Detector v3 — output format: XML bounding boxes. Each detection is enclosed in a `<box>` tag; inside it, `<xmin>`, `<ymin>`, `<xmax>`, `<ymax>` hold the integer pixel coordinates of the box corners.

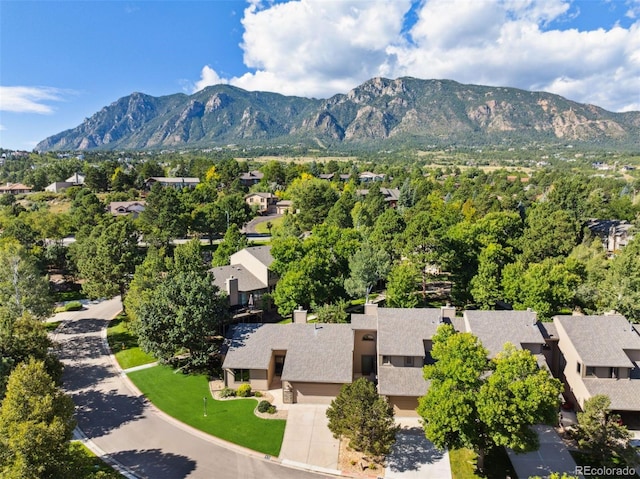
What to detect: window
<box><xmin>610</xmin><ymin>367</ymin><xmax>619</xmax><ymax>379</ymax></box>
<box><xmin>382</xmin><ymin>356</ymin><xmax>391</xmax><ymax>365</ymax></box>
<box><xmin>585</xmin><ymin>366</ymin><xmax>595</xmax><ymax>377</ymax></box>
<box><xmin>362</xmin><ymin>333</ymin><xmax>375</xmax><ymax>341</ymax></box>
<box><xmin>576</xmin><ymin>362</ymin><xmax>582</xmax><ymax>374</ymax></box>
<box><xmin>404</xmin><ymin>356</ymin><xmax>414</xmax><ymax>366</ymax></box>
<box><xmin>234</xmin><ymin>369</ymin><xmax>250</xmax><ymax>382</ymax></box>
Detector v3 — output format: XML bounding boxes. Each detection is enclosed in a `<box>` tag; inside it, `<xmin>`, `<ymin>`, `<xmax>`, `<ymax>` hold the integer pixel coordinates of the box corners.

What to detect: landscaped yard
<box><xmin>127</xmin><ymin>365</ymin><xmax>286</xmax><ymax>457</ymax></box>
<box><xmin>254</xmin><ymin>215</ymin><xmax>284</xmax><ymax>234</ymax></box>
<box><xmin>450</xmin><ymin>447</ymin><xmax>517</xmax><ymax>479</ymax></box>
<box><xmin>106</xmin><ymin>315</ymin><xmax>156</xmax><ymax>370</ymax></box>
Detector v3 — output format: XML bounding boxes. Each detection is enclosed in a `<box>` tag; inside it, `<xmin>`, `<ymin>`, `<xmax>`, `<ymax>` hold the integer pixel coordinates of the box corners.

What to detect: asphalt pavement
<box><xmin>53</xmin><ymin>297</ymin><xmax>331</xmax><ymax>479</ymax></box>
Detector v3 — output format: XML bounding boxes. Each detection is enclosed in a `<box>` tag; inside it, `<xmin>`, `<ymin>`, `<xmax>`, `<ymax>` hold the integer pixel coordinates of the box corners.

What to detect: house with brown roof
<box><xmin>0</xmin><ymin>183</ymin><xmax>32</xmax><ymax>194</ymax></box>
<box><xmin>554</xmin><ymin>314</ymin><xmax>640</xmax><ymax>426</ymax></box>
<box><xmin>239</xmin><ymin>170</ymin><xmax>264</xmax><ymax>186</ymax></box>
<box><xmin>245</xmin><ymin>192</ymin><xmax>278</xmax><ymax>214</ymax></box>
<box><xmin>108</xmin><ymin>201</ymin><xmax>146</xmax><ymax>218</ymax></box>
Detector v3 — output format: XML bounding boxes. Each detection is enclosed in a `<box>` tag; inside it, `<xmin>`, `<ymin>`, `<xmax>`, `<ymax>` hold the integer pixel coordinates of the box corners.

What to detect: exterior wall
<box><xmin>387</xmin><ymin>396</ymin><xmax>420</xmax><ymax>417</ymax></box>
<box><xmin>224</xmin><ymin>368</ymin><xmax>269</xmax><ymax>391</ymax></box>
<box><xmin>555</xmin><ymin>320</ymin><xmax>592</xmax><ymax>409</ymax></box>
<box><xmin>292</xmin><ymin>382</ymin><xmax>343</xmax><ymax>404</ymax></box>
<box><xmin>230</xmin><ymin>249</ymin><xmax>269</xmax><ymax>286</ymax></box>
<box><xmin>353</xmin><ymin>330</ymin><xmax>377</xmax><ymax>375</ymax></box>
<box><xmin>626</xmin><ymin>350</ymin><xmax>640</xmax><ymax>362</ymax></box>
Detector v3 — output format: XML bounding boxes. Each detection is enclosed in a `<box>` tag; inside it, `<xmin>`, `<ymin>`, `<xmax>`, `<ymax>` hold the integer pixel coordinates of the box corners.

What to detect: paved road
<box><xmin>54</xmin><ymin>298</ymin><xmax>330</xmax><ymax>479</ymax></box>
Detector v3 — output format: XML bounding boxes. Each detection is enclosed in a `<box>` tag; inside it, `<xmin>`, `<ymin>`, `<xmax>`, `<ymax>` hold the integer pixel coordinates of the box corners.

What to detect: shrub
<box><xmin>237</xmin><ymin>383</ymin><xmax>252</xmax><ymax>397</ymax></box>
<box><xmin>253</xmin><ymin>391</ymin><xmax>263</xmax><ymax>397</ymax></box>
<box><xmin>219</xmin><ymin>387</ymin><xmax>236</xmax><ymax>398</ymax></box>
<box><xmin>257</xmin><ymin>400</ymin><xmax>272</xmax><ymax>413</ymax></box>
<box><xmin>267</xmin><ymin>405</ymin><xmax>276</xmax><ymax>414</ymax></box>
<box><xmin>64</xmin><ymin>301</ymin><xmax>83</xmax><ymax>311</ymax></box>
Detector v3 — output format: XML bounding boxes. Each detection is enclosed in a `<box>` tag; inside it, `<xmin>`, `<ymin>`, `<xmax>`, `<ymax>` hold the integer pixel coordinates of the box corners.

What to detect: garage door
<box><xmin>388</xmin><ymin>396</ymin><xmax>419</xmax><ymax>417</ymax></box>
<box><xmin>293</xmin><ymin>382</ymin><xmax>343</xmax><ymax>404</ymax></box>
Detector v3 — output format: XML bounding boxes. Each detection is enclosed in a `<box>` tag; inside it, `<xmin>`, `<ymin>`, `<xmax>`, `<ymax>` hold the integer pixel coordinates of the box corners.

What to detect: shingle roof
<box><xmin>148</xmin><ymin>176</ymin><xmax>200</xmax><ymax>183</ymax></box>
<box><xmin>209</xmin><ymin>265</ymin><xmax>266</xmax><ymax>292</ymax></box>
<box><xmin>377</xmin><ymin>308</ymin><xmax>444</xmax><ymax>356</ymax></box>
<box><xmin>464</xmin><ymin>310</ymin><xmax>543</xmax><ymax>357</ymax></box>
<box><xmin>583</xmin><ymin>378</ymin><xmax>640</xmax><ymax>411</ymax></box>
<box><xmin>242</xmin><ymin>245</ymin><xmax>274</xmax><ymax>267</ymax></box>
<box><xmin>350</xmin><ymin>314</ymin><xmax>377</xmax><ymax>330</ymax></box>
<box><xmin>554</xmin><ymin>315</ymin><xmax>640</xmax><ymax>367</ymax></box>
<box><xmin>222</xmin><ymin>323</ymin><xmax>353</xmax><ymax>384</ymax></box>
<box><xmin>378</xmin><ymin>366</ymin><xmax>429</xmax><ymax>397</ymax></box>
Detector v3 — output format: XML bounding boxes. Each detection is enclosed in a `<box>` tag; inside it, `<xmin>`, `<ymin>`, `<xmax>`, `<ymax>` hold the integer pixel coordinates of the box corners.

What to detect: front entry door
<box><xmin>361</xmin><ymin>355</ymin><xmax>376</xmax><ymax>376</ymax></box>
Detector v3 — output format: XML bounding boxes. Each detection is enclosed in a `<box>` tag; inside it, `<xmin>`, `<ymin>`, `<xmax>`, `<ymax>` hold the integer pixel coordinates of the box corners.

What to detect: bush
<box><xmin>267</xmin><ymin>405</ymin><xmax>276</xmax><ymax>414</ymax></box>
<box><xmin>254</xmin><ymin>391</ymin><xmax>263</xmax><ymax>397</ymax></box>
<box><xmin>237</xmin><ymin>383</ymin><xmax>252</xmax><ymax>397</ymax></box>
<box><xmin>64</xmin><ymin>301</ymin><xmax>83</xmax><ymax>311</ymax></box>
<box><xmin>257</xmin><ymin>400</ymin><xmax>271</xmax><ymax>413</ymax></box>
<box><xmin>219</xmin><ymin>387</ymin><xmax>236</xmax><ymax>398</ymax></box>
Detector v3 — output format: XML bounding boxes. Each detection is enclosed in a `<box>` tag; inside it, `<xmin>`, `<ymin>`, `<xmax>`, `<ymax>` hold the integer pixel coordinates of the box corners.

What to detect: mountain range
<box><xmin>36</xmin><ymin>77</ymin><xmax>640</xmax><ymax>151</ymax></box>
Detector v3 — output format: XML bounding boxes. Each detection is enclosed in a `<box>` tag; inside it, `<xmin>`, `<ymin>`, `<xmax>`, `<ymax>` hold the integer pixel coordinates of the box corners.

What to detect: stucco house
<box><xmin>108</xmin><ymin>201</ymin><xmax>146</xmax><ymax>218</ymax></box>
<box><xmin>144</xmin><ymin>177</ymin><xmax>200</xmax><ymax>190</ymax></box>
<box><xmin>0</xmin><ymin>183</ymin><xmax>32</xmax><ymax>194</ymax></box>
<box><xmin>275</xmin><ymin>200</ymin><xmax>293</xmax><ymax>215</ymax></box>
<box><xmin>554</xmin><ymin>314</ymin><xmax>640</xmax><ymax>426</ymax></box>
<box><xmin>245</xmin><ymin>192</ymin><xmax>278</xmax><ymax>214</ymax></box>
<box><xmin>585</xmin><ymin>219</ymin><xmax>634</xmax><ymax>254</ymax></box>
<box><xmin>209</xmin><ymin>245</ymin><xmax>277</xmax><ymax>310</ymax></box>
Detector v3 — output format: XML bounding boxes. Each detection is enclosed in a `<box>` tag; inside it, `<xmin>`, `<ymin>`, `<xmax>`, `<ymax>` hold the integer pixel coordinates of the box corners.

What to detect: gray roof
<box><xmin>350</xmin><ymin>314</ymin><xmax>377</xmax><ymax>330</ymax></box>
<box><xmin>148</xmin><ymin>176</ymin><xmax>200</xmax><ymax>183</ymax></box>
<box><xmin>378</xmin><ymin>308</ymin><xmax>444</xmax><ymax>356</ymax></box>
<box><xmin>554</xmin><ymin>315</ymin><xmax>640</xmax><ymax>367</ymax></box>
<box><xmin>583</xmin><ymin>378</ymin><xmax>640</xmax><ymax>411</ymax></box>
<box><xmin>210</xmin><ymin>265</ymin><xmax>266</xmax><ymax>292</ymax></box>
<box><xmin>464</xmin><ymin>310</ymin><xmax>543</xmax><ymax>357</ymax></box>
<box><xmin>222</xmin><ymin>323</ymin><xmax>353</xmax><ymax>384</ymax></box>
<box><xmin>378</xmin><ymin>366</ymin><xmax>429</xmax><ymax>397</ymax></box>
<box><xmin>242</xmin><ymin>245</ymin><xmax>274</xmax><ymax>268</ymax></box>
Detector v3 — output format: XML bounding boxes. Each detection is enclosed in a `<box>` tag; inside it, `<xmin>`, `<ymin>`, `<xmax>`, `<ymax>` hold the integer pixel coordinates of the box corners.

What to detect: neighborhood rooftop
<box><xmin>464</xmin><ymin>310</ymin><xmax>543</xmax><ymax>357</ymax></box>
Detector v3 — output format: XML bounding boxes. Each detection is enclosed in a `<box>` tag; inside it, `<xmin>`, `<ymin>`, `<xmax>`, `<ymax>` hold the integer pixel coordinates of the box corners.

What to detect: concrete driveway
<box><xmin>386</xmin><ymin>418</ymin><xmax>451</xmax><ymax>479</ymax></box>
<box><xmin>507</xmin><ymin>425</ymin><xmax>578</xmax><ymax>478</ymax></box>
<box><xmin>279</xmin><ymin>405</ymin><xmax>340</xmax><ymax>475</ymax></box>
<box><xmin>53</xmin><ymin>298</ymin><xmax>332</xmax><ymax>479</ymax></box>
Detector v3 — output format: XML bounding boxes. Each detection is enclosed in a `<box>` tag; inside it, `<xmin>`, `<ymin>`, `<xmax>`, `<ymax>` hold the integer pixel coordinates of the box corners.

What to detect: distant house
<box><xmin>239</xmin><ymin>170</ymin><xmax>264</xmax><ymax>186</ymax></box>
<box><xmin>144</xmin><ymin>177</ymin><xmax>200</xmax><ymax>190</ymax></box>
<box><xmin>0</xmin><ymin>183</ymin><xmax>32</xmax><ymax>194</ymax></box>
<box><xmin>359</xmin><ymin>171</ymin><xmax>386</xmax><ymax>183</ymax></box>
<box><xmin>585</xmin><ymin>219</ymin><xmax>634</xmax><ymax>254</ymax></box>
<box><xmin>245</xmin><ymin>192</ymin><xmax>278</xmax><ymax>214</ymax></box>
<box><xmin>356</xmin><ymin>187</ymin><xmax>401</xmax><ymax>208</ymax></box>
<box><xmin>554</xmin><ymin>314</ymin><xmax>640</xmax><ymax>426</ymax></box>
<box><xmin>318</xmin><ymin>173</ymin><xmax>335</xmax><ymax>181</ymax></box>
<box><xmin>66</xmin><ymin>172</ymin><xmax>85</xmax><ymax>185</ymax></box>
<box><xmin>275</xmin><ymin>200</ymin><xmax>293</xmax><ymax>215</ymax></box>
<box><xmin>209</xmin><ymin>245</ymin><xmax>277</xmax><ymax>310</ymax></box>
<box><xmin>45</xmin><ymin>172</ymin><xmax>85</xmax><ymax>193</ymax></box>
<box><xmin>108</xmin><ymin>201</ymin><xmax>146</xmax><ymax>218</ymax></box>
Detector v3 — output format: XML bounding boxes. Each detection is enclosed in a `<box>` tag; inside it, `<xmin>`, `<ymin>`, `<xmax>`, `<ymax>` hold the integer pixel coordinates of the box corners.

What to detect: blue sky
<box><xmin>1</xmin><ymin>0</ymin><xmax>639</xmax><ymax>150</ymax></box>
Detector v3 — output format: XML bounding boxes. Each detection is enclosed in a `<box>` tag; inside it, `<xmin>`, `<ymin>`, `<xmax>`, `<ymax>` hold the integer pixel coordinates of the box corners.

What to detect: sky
<box><xmin>1</xmin><ymin>0</ymin><xmax>639</xmax><ymax>151</ymax></box>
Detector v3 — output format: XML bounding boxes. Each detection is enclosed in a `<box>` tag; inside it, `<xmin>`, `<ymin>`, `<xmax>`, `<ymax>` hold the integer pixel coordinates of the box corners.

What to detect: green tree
<box><xmin>470</xmin><ymin>243</ymin><xmax>511</xmax><ymax>309</ymax></box>
<box><xmin>418</xmin><ymin>325</ymin><xmax>562</xmax><ymax>472</ymax></box>
<box><xmin>124</xmin><ymin>246</ymin><xmax>167</xmax><ymax>323</ymax></box>
<box><xmin>134</xmin><ymin>271</ymin><xmax>227</xmax><ymax>369</ymax></box>
<box><xmin>385</xmin><ymin>262</ymin><xmax>419</xmax><ymax>308</ymax></box>
<box><xmin>344</xmin><ymin>243</ymin><xmax>390</xmax><ymax>302</ymax></box>
<box><xmin>575</xmin><ymin>395</ymin><xmax>635</xmax><ymax>466</ymax></box>
<box><xmin>327</xmin><ymin>378</ymin><xmax>399</xmax><ymax>458</ymax></box>
<box><xmin>599</xmin><ymin>238</ymin><xmax>640</xmax><ymax>321</ymax></box>
<box><xmin>0</xmin><ymin>241</ymin><xmax>52</xmax><ymax>321</ymax></box>
<box><xmin>288</xmin><ymin>175</ymin><xmax>338</xmax><ymax>230</ymax></box>
<box><xmin>313</xmin><ymin>299</ymin><xmax>349</xmax><ymax>324</ymax></box>
<box><xmin>211</xmin><ymin>224</ymin><xmax>248</xmax><ymax>267</ymax></box>
<box><xmin>74</xmin><ymin>217</ymin><xmax>140</xmax><ymax>300</ymax></box>
<box><xmin>172</xmin><ymin>238</ymin><xmax>206</xmax><ymax>274</ymax></box>
<box><xmin>368</xmin><ymin>208</ymin><xmax>405</xmax><ymax>261</ymax></box>
<box><xmin>138</xmin><ymin>184</ymin><xmax>188</xmax><ymax>246</ymax></box>
<box><xmin>0</xmin><ymin>359</ymin><xmax>76</xmax><ymax>478</ymax></box>
<box><xmin>520</xmin><ymin>204</ymin><xmax>579</xmax><ymax>265</ymax></box>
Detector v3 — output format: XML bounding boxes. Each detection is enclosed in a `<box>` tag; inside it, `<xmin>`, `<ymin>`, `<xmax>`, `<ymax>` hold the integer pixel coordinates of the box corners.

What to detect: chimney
<box><xmin>293</xmin><ymin>306</ymin><xmax>308</xmax><ymax>324</ymax></box>
<box><xmin>225</xmin><ymin>276</ymin><xmax>239</xmax><ymax>307</ymax></box>
<box><xmin>364</xmin><ymin>302</ymin><xmax>378</xmax><ymax>316</ymax></box>
<box><xmin>440</xmin><ymin>303</ymin><xmax>455</xmax><ymax>322</ymax></box>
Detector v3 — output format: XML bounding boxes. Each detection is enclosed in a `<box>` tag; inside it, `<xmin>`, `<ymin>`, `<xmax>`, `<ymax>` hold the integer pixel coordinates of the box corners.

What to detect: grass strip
<box><xmin>106</xmin><ymin>315</ymin><xmax>155</xmax><ymax>370</ymax></box>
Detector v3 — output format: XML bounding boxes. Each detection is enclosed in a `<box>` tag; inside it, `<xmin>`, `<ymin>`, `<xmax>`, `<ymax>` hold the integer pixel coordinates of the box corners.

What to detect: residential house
<box><xmin>0</xmin><ymin>183</ymin><xmax>32</xmax><ymax>194</ymax></box>
<box><xmin>245</xmin><ymin>192</ymin><xmax>278</xmax><ymax>214</ymax></box>
<box><xmin>108</xmin><ymin>201</ymin><xmax>146</xmax><ymax>218</ymax></box>
<box><xmin>356</xmin><ymin>188</ymin><xmax>401</xmax><ymax>208</ymax></box>
<box><xmin>239</xmin><ymin>170</ymin><xmax>264</xmax><ymax>186</ymax></box>
<box><xmin>275</xmin><ymin>200</ymin><xmax>293</xmax><ymax>215</ymax></box>
<box><xmin>209</xmin><ymin>245</ymin><xmax>277</xmax><ymax>310</ymax></box>
<box><xmin>554</xmin><ymin>314</ymin><xmax>640</xmax><ymax>426</ymax></box>
<box><xmin>45</xmin><ymin>172</ymin><xmax>86</xmax><ymax>193</ymax></box>
<box><xmin>585</xmin><ymin>219</ymin><xmax>634</xmax><ymax>254</ymax></box>
<box><xmin>359</xmin><ymin>171</ymin><xmax>386</xmax><ymax>183</ymax></box>
<box><xmin>318</xmin><ymin>173</ymin><xmax>335</xmax><ymax>181</ymax></box>
<box><xmin>144</xmin><ymin>177</ymin><xmax>200</xmax><ymax>190</ymax></box>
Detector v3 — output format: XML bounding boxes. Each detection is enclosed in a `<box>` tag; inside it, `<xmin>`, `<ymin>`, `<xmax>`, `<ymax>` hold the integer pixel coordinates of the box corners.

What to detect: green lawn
<box><xmin>127</xmin><ymin>365</ymin><xmax>285</xmax><ymax>457</ymax></box>
<box><xmin>70</xmin><ymin>441</ymin><xmax>123</xmax><ymax>478</ymax></box>
<box><xmin>45</xmin><ymin>320</ymin><xmax>62</xmax><ymax>332</ymax></box>
<box><xmin>254</xmin><ymin>216</ymin><xmax>284</xmax><ymax>234</ymax></box>
<box><xmin>106</xmin><ymin>315</ymin><xmax>156</xmax><ymax>370</ymax></box>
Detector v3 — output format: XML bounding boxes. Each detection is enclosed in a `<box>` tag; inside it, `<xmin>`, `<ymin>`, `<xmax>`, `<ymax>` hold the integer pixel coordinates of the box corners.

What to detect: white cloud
<box><xmin>195</xmin><ymin>0</ymin><xmax>640</xmax><ymax>112</ymax></box>
<box><xmin>0</xmin><ymin>86</ymin><xmax>66</xmax><ymax>114</ymax></box>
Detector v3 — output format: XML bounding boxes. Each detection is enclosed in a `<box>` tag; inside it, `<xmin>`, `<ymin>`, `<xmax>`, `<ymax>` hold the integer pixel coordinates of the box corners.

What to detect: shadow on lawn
<box><xmin>110</xmin><ymin>448</ymin><xmax>196</xmax><ymax>478</ymax></box>
<box><xmin>73</xmin><ymin>388</ymin><xmax>146</xmax><ymax>438</ymax></box>
<box><xmin>386</xmin><ymin>426</ymin><xmax>444</xmax><ymax>472</ymax></box>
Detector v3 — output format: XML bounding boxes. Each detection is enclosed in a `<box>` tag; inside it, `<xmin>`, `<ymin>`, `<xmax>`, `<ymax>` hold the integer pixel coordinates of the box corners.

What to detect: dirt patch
<box><xmin>337</xmin><ymin>438</ymin><xmax>385</xmax><ymax>477</ymax></box>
